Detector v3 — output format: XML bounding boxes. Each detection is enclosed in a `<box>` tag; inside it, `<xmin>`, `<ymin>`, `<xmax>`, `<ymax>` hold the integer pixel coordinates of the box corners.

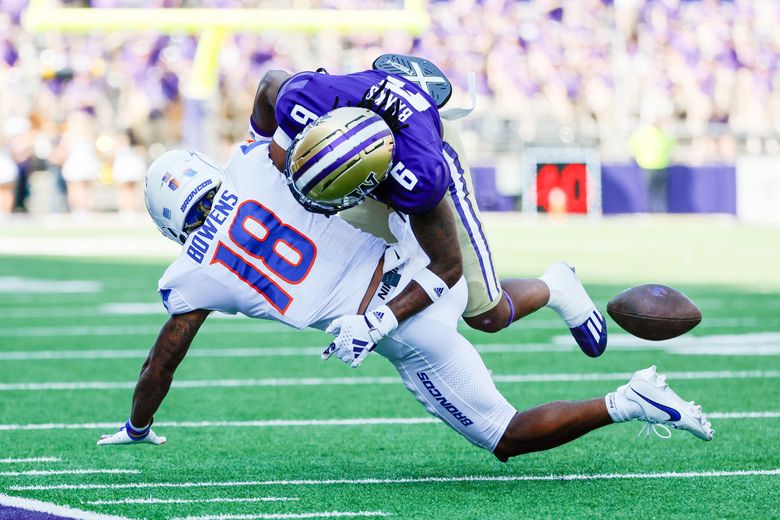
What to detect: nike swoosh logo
<box><xmin>631</xmin><ymin>388</ymin><xmax>682</xmax><ymax>421</ymax></box>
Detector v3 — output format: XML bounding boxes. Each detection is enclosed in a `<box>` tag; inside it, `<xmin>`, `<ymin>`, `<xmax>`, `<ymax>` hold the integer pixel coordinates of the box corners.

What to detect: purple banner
<box><xmin>470</xmin><ymin>162</ymin><xmax>736</xmax><ymax>214</ymax></box>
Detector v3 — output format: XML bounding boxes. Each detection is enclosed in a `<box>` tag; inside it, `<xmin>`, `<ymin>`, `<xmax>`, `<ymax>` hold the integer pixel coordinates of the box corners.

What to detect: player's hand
<box><xmin>323</xmin><ymin>305</ymin><xmax>398</xmax><ymax>368</ymax></box>
<box><xmin>97</xmin><ymin>421</ymin><xmax>166</xmax><ymax>446</ymax></box>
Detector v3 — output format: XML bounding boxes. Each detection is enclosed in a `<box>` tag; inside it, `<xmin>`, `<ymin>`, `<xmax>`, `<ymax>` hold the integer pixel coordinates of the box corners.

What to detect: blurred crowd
<box><xmin>1</xmin><ymin>0</ymin><xmax>779</xmax><ymax>215</ymax></box>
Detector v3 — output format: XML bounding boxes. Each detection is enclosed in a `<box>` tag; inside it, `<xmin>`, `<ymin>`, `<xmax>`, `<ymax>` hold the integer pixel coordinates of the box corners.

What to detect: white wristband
<box><xmin>365</xmin><ymin>305</ymin><xmax>398</xmax><ymax>342</ymax></box>
<box><xmin>412</xmin><ymin>268</ymin><xmax>449</xmax><ymax>303</ymax></box>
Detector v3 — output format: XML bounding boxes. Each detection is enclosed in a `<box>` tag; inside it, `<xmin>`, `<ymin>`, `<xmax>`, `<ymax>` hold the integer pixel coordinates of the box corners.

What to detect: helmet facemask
<box><xmin>182</xmin><ymin>186</ymin><xmax>219</xmax><ymax>235</ymax></box>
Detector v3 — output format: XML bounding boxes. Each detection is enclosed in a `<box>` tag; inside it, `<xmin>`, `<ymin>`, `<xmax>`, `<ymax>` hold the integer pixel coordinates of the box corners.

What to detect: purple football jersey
<box><xmin>271</xmin><ymin>70</ymin><xmax>449</xmax><ymax>214</ymax></box>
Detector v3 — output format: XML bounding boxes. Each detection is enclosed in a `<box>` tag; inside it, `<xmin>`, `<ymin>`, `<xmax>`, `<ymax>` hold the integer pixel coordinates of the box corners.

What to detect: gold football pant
<box><xmin>340</xmin><ymin>120</ymin><xmax>502</xmax><ymax>317</ymax></box>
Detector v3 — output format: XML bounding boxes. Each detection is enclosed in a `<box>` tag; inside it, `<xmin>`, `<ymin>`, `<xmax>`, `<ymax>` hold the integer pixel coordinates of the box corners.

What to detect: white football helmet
<box><xmin>144</xmin><ymin>149</ymin><xmax>224</xmax><ymax>244</ymax></box>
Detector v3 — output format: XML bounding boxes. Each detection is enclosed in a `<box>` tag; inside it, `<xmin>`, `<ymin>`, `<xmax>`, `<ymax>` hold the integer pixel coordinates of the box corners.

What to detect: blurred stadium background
<box><xmin>1</xmin><ymin>0</ymin><xmax>780</xmax><ymax>221</ymax></box>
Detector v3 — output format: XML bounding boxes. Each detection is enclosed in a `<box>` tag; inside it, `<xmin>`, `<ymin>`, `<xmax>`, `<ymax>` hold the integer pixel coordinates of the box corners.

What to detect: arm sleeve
<box><xmin>248</xmin><ymin>117</ymin><xmax>272</xmax><ymax>141</ymax></box>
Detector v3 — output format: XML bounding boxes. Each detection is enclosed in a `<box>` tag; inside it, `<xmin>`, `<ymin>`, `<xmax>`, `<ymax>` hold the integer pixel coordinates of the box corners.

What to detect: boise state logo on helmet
<box><xmin>144</xmin><ymin>150</ymin><xmax>224</xmax><ymax>244</ymax></box>
<box><xmin>285</xmin><ymin>107</ymin><xmax>395</xmax><ymax>215</ymax></box>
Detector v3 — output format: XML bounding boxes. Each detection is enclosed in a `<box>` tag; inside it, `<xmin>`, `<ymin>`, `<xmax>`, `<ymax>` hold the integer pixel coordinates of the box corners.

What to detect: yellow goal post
<box><xmin>22</xmin><ymin>0</ymin><xmax>431</xmax><ymax>99</ymax></box>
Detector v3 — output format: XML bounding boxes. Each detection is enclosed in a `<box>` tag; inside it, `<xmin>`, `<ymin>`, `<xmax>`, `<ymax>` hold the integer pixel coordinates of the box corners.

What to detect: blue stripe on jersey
<box><xmin>443</xmin><ymin>143</ymin><xmax>500</xmax><ymax>301</ymax></box>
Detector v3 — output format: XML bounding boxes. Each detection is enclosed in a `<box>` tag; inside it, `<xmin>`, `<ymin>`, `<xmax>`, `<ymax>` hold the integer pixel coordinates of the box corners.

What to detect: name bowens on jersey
<box><xmin>158</xmin><ymin>140</ymin><xmax>386</xmax><ymax>330</ymax></box>
<box><xmin>270</xmin><ymin>70</ymin><xmax>451</xmax><ymax>214</ymax></box>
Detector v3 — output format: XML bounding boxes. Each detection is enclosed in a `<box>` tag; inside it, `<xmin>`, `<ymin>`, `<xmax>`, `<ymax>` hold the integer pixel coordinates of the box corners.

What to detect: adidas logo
<box><xmin>374</xmin><ymin>311</ymin><xmax>384</xmax><ymax>320</ymax></box>
<box><xmin>434</xmin><ymin>286</ymin><xmax>444</xmax><ymax>297</ymax></box>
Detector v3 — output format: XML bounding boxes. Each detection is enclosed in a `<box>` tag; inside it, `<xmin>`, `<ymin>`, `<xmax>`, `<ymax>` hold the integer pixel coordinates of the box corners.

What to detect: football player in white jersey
<box><xmin>97</xmin><ymin>109</ymin><xmax>713</xmax><ymax>456</ymax></box>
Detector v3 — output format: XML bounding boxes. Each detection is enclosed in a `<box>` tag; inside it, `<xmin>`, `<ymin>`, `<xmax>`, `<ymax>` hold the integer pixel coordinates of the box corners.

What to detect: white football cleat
<box><xmin>619</xmin><ymin>365</ymin><xmax>713</xmax><ymax>441</ymax></box>
<box><xmin>97</xmin><ymin>423</ymin><xmax>166</xmax><ymax>446</ymax></box>
<box><xmin>540</xmin><ymin>262</ymin><xmax>607</xmax><ymax>357</ymax></box>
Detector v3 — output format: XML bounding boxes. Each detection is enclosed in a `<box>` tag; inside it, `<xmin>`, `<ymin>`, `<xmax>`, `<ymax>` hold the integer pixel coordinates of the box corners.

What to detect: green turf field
<box><xmin>1</xmin><ymin>216</ymin><xmax>779</xmax><ymax>519</ymax></box>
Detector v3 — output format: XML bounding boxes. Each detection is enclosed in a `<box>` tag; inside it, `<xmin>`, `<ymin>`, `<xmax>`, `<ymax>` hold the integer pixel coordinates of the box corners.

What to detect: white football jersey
<box><xmin>158</xmin><ymin>140</ymin><xmax>387</xmax><ymax>330</ymax></box>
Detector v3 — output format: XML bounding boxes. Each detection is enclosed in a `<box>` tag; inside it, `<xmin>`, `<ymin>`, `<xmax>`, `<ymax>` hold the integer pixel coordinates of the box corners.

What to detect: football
<box><xmin>607</xmin><ymin>284</ymin><xmax>702</xmax><ymax>341</ymax></box>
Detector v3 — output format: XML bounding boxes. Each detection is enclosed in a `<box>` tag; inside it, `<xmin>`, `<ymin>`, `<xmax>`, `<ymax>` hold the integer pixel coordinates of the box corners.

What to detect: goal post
<box><xmin>22</xmin><ymin>0</ymin><xmax>430</xmax><ymax>35</ymax></box>
<box><xmin>21</xmin><ymin>0</ymin><xmax>430</xmax><ymax>154</ymax></box>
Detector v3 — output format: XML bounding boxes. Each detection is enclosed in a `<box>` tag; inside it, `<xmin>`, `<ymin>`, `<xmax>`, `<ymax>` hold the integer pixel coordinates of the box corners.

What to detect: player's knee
<box><xmin>464</xmin><ymin>315</ymin><xmax>505</xmax><ymax>333</ymax></box>
<box><xmin>492</xmin><ymin>412</ymin><xmax>540</xmax><ymax>460</ymax></box>
<box><xmin>463</xmin><ymin>307</ymin><xmax>509</xmax><ymax>333</ymax></box>
<box><xmin>464</xmin><ymin>301</ymin><xmax>511</xmax><ymax>333</ymax></box>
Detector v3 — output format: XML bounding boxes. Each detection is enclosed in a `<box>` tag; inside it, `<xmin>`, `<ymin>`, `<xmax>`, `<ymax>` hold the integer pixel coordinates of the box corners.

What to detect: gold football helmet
<box><xmin>285</xmin><ymin>106</ymin><xmax>395</xmax><ymax>215</ymax></box>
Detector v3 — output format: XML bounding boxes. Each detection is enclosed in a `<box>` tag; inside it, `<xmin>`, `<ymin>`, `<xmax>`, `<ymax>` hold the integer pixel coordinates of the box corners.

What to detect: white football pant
<box><xmin>372</xmin><ymin>277</ymin><xmax>517</xmax><ymax>451</ymax></box>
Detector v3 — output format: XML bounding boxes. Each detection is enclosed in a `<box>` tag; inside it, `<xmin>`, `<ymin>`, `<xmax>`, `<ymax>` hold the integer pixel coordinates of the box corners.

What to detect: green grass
<box><xmin>0</xmin><ymin>215</ymin><xmax>779</xmax><ymax>519</ymax></box>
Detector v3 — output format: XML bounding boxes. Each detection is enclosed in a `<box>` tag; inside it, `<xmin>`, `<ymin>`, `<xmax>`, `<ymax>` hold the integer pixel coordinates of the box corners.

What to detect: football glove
<box><xmin>97</xmin><ymin>420</ymin><xmax>166</xmax><ymax>446</ymax></box>
<box><xmin>323</xmin><ymin>305</ymin><xmax>398</xmax><ymax>368</ymax></box>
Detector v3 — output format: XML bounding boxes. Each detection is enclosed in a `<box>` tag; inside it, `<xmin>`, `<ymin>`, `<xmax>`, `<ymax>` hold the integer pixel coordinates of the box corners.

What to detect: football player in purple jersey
<box><xmin>250</xmin><ymin>59</ymin><xmax>608</xmax><ymax>362</ymax></box>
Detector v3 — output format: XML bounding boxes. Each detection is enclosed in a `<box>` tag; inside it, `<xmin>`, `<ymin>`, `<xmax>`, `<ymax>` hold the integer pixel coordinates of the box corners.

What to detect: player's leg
<box><xmin>376</xmin><ymin>279</ymin><xmax>517</xmax><ymax>452</ymax></box>
<box><xmin>441</xmin><ymin>121</ymin><xmax>607</xmax><ymax>356</ymax></box>
<box><xmin>495</xmin><ymin>366</ymin><xmax>714</xmax><ymax>460</ymax></box>
<box><xmin>440</xmin><ymin>120</ymin><xmax>547</xmax><ymax>330</ymax></box>
<box><xmin>377</xmin><ymin>279</ymin><xmax>711</xmax><ymax>461</ymax></box>
<box><xmin>377</xmin><ymin>300</ymin><xmax>612</xmax><ymax>458</ymax></box>
<box><xmin>492</xmin><ymin>399</ymin><xmax>612</xmax><ymax>461</ymax></box>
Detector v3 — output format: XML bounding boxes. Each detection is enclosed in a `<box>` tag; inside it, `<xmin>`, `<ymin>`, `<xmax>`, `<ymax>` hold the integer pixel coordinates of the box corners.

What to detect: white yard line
<box><xmin>172</xmin><ymin>513</ymin><xmax>390</xmax><ymax>520</ymax></box>
<box><xmin>0</xmin><ymin>377</ymin><xmax>400</xmax><ymax>391</ymax></box>
<box><xmin>0</xmin><ymin>493</ymin><xmax>128</xmax><ymax>520</ymax></box>
<box><xmin>0</xmin><ymin>343</ymin><xmax>568</xmax><ymax>361</ymax></box>
<box><xmin>0</xmin><ymin>347</ymin><xmax>325</xmax><ymax>361</ymax></box>
<box><xmin>2</xmin><ymin>369</ymin><xmax>779</xmax><ymax>392</ymax></box>
<box><xmin>0</xmin><ymin>418</ymin><xmax>438</xmax><ymax>431</ymax></box>
<box><xmin>10</xmin><ymin>469</ymin><xmax>780</xmax><ymax>492</ymax></box>
<box><xmin>0</xmin><ymin>277</ymin><xmax>102</xmax><ymax>294</ymax></box>
<box><xmin>0</xmin><ymin>322</ymin><xmax>290</xmax><ymax>337</ymax></box>
<box><xmin>0</xmin><ymin>469</ymin><xmax>139</xmax><ymax>477</ymax></box>
<box><xmin>0</xmin><ymin>412</ymin><xmax>775</xmax><ymax>432</ymax></box>
<box><xmin>583</xmin><ymin>332</ymin><xmax>780</xmax><ymax>356</ymax></box>
<box><xmin>0</xmin><ymin>305</ymin><xmax>248</xmax><ymax>319</ymax></box>
<box><xmin>86</xmin><ymin>497</ymin><xmax>298</xmax><ymax>505</ymax></box>
<box><xmin>0</xmin><ymin>457</ymin><xmax>60</xmax><ymax>464</ymax></box>
<box><xmin>494</xmin><ymin>369</ymin><xmax>780</xmax><ymax>383</ymax></box>
<box><xmin>4</xmin><ymin>332</ymin><xmax>780</xmax><ymax>360</ymax></box>
<box><xmin>708</xmin><ymin>411</ymin><xmax>780</xmax><ymax>419</ymax></box>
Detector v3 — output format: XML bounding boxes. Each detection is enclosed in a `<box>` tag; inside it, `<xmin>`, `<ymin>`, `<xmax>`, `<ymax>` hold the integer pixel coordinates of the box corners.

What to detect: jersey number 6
<box><xmin>211</xmin><ymin>200</ymin><xmax>317</xmax><ymax>314</ymax></box>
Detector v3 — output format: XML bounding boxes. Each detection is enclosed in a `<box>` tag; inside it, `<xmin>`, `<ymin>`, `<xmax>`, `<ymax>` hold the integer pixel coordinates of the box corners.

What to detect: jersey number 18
<box><xmin>211</xmin><ymin>200</ymin><xmax>317</xmax><ymax>314</ymax></box>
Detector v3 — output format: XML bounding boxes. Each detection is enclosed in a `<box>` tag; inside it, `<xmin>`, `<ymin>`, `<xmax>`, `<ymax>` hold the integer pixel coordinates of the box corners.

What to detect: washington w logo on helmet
<box><xmin>346</xmin><ymin>171</ymin><xmax>381</xmax><ymax>199</ymax></box>
<box><xmin>284</xmin><ymin>106</ymin><xmax>395</xmax><ymax>215</ymax></box>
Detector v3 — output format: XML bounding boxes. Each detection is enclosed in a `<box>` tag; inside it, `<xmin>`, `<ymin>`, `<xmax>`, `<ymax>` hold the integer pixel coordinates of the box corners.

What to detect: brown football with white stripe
<box><xmin>607</xmin><ymin>284</ymin><xmax>701</xmax><ymax>341</ymax></box>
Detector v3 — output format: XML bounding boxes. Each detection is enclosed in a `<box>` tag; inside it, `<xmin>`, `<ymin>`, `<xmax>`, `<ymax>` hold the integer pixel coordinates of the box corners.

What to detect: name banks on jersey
<box><xmin>158</xmin><ymin>141</ymin><xmax>386</xmax><ymax>330</ymax></box>
<box><xmin>271</xmin><ymin>70</ymin><xmax>450</xmax><ymax>214</ymax></box>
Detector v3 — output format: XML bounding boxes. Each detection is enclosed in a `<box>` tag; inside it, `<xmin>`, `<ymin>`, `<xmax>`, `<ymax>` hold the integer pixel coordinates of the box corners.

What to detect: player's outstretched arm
<box><xmin>323</xmin><ymin>200</ymin><xmax>462</xmax><ymax>368</ymax></box>
<box><xmin>251</xmin><ymin>70</ymin><xmax>291</xmax><ymax>138</ymax></box>
<box><xmin>97</xmin><ymin>309</ymin><xmax>210</xmax><ymax>445</ymax></box>
<box><xmin>390</xmin><ymin>199</ymin><xmax>463</xmax><ymax>322</ymax></box>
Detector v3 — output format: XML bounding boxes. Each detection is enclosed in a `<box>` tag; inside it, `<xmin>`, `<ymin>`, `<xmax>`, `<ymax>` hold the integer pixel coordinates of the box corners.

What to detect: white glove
<box><xmin>323</xmin><ymin>305</ymin><xmax>398</xmax><ymax>368</ymax></box>
<box><xmin>97</xmin><ymin>421</ymin><xmax>166</xmax><ymax>446</ymax></box>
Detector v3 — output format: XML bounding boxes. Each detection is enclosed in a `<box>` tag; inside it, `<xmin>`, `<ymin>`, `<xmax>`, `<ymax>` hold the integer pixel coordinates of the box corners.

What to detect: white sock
<box><xmin>539</xmin><ymin>272</ymin><xmax>564</xmax><ymax>311</ymax></box>
<box><xmin>605</xmin><ymin>391</ymin><xmax>643</xmax><ymax>423</ymax></box>
<box><xmin>128</xmin><ymin>419</ymin><xmax>150</xmax><ymax>432</ymax></box>
<box><xmin>539</xmin><ymin>263</ymin><xmax>592</xmax><ymax>328</ymax></box>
